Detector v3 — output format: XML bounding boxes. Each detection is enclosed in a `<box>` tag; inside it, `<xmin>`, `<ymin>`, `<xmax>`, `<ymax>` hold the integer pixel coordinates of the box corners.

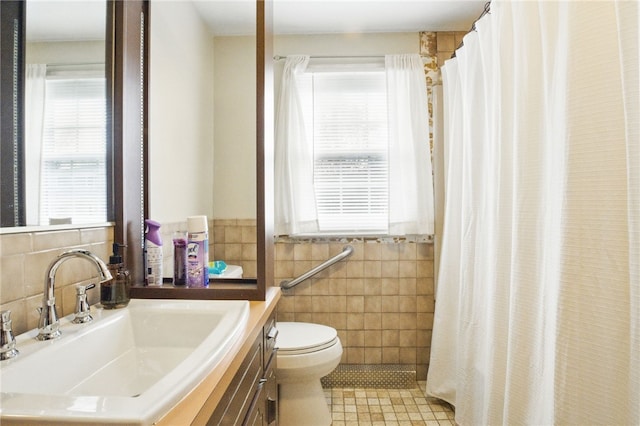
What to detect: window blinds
<box><xmin>299</xmin><ymin>71</ymin><xmax>389</xmax><ymax>233</ymax></box>
<box><xmin>40</xmin><ymin>77</ymin><xmax>107</xmax><ymax>225</ymax></box>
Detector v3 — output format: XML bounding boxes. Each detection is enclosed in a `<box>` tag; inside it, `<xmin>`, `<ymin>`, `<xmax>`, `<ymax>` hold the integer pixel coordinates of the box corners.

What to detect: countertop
<box><xmin>155</xmin><ymin>286</ymin><xmax>281</xmax><ymax>425</ymax></box>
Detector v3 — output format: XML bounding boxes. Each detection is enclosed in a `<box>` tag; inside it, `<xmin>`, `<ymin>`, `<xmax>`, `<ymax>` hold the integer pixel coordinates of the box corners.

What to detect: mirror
<box><xmin>148</xmin><ymin>0</ymin><xmax>256</xmax><ymax>222</ymax></box>
<box><xmin>0</xmin><ymin>0</ymin><xmax>110</xmax><ymax>228</ymax></box>
<box><xmin>129</xmin><ymin>0</ymin><xmax>275</xmax><ymax>298</ymax></box>
<box><xmin>148</xmin><ymin>1</ymin><xmax>257</xmax><ymax>279</ymax></box>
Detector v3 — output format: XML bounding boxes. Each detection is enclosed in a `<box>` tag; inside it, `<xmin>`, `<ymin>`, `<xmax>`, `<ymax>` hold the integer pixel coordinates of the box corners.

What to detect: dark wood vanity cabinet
<box><xmin>208</xmin><ymin>313</ymin><xmax>278</xmax><ymax>426</ymax></box>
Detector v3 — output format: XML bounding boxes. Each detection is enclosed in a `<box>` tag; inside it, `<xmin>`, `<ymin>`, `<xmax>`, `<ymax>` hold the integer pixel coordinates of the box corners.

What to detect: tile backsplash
<box><xmin>0</xmin><ymin>226</ymin><xmax>113</xmax><ymax>335</ymax></box>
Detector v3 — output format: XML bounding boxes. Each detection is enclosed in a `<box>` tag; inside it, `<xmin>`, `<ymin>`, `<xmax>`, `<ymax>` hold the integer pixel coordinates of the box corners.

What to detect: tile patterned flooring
<box><xmin>325</xmin><ymin>381</ymin><xmax>456</xmax><ymax>425</ymax></box>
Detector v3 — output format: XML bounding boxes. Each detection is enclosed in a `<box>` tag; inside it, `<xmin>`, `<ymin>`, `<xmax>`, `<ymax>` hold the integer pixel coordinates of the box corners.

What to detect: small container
<box><xmin>173</xmin><ymin>231</ymin><xmax>188</xmax><ymax>286</ymax></box>
<box><xmin>101</xmin><ymin>243</ymin><xmax>131</xmax><ymax>309</ymax></box>
<box><xmin>145</xmin><ymin>219</ymin><xmax>163</xmax><ymax>286</ymax></box>
<box><xmin>187</xmin><ymin>215</ymin><xmax>209</xmax><ymax>288</ymax></box>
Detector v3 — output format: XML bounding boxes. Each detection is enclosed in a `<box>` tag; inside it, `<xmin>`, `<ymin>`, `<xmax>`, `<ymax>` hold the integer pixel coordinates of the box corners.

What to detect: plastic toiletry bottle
<box><xmin>145</xmin><ymin>219</ymin><xmax>163</xmax><ymax>286</ymax></box>
<box><xmin>173</xmin><ymin>230</ymin><xmax>188</xmax><ymax>286</ymax></box>
<box><xmin>101</xmin><ymin>243</ymin><xmax>131</xmax><ymax>309</ymax></box>
<box><xmin>187</xmin><ymin>215</ymin><xmax>209</xmax><ymax>288</ymax></box>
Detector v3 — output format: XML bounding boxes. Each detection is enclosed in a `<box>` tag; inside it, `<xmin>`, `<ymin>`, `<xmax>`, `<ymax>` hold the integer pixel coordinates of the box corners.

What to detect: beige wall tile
<box><xmin>364</xmin><ymin>278</ymin><xmax>382</xmax><ymax>295</ymax></box>
<box><xmin>363</xmin><ymin>243</ymin><xmax>381</xmax><ymax>260</ymax></box>
<box><xmin>347</xmin><ymin>313</ymin><xmax>364</xmax><ymax>330</ymax></box>
<box><xmin>380</xmin><ymin>261</ymin><xmax>399</xmax><ymax>278</ymax></box>
<box><xmin>339</xmin><ymin>278</ymin><xmax>358</xmax><ymax>295</ymax></box>
<box><xmin>330</xmin><ymin>278</ymin><xmax>349</xmax><ymax>295</ymax></box>
<box><xmin>1</xmin><ymin>255</ymin><xmax>25</xmax><ymax>303</ymax></box>
<box><xmin>1</xmin><ymin>233</ymin><xmax>32</xmax><ymax>256</ymax></box>
<box><xmin>311</xmin><ymin>243</ymin><xmax>329</xmax><ymax>261</ymax></box>
<box><xmin>382</xmin><ymin>347</ymin><xmax>400</xmax><ymax>363</ymax></box>
<box><xmin>364</xmin><ymin>295</ymin><xmax>381</xmax><ymax>313</ymax></box>
<box><xmin>364</xmin><ymin>347</ymin><xmax>382</xmax><ymax>364</ymax></box>
<box><xmin>348</xmin><ymin>330</ymin><xmax>364</xmax><ymax>347</ymax></box>
<box><xmin>364</xmin><ymin>330</ymin><xmax>382</xmax><ymax>347</ymax></box>
<box><xmin>346</xmin><ymin>295</ymin><xmax>364</xmax><ymax>313</ymax></box>
<box><xmin>398</xmin><ymin>278</ymin><xmax>417</xmax><ymax>296</ymax></box>
<box><xmin>346</xmin><ymin>261</ymin><xmax>365</xmax><ymax>278</ymax></box>
<box><xmin>381</xmin><ymin>278</ymin><xmax>399</xmax><ymax>296</ymax></box>
<box><xmin>293</xmin><ymin>244</ymin><xmax>312</xmax><ymax>261</ymax></box>
<box><xmin>311</xmin><ymin>277</ymin><xmax>331</xmax><ymax>296</ymax></box>
<box><xmin>382</xmin><ymin>329</ymin><xmax>399</xmax><ymax>346</ymax></box>
<box><xmin>241</xmin><ymin>243</ymin><xmax>257</xmax><ymax>261</ymax></box>
<box><xmin>33</xmin><ymin>230</ymin><xmax>81</xmax><ymax>252</ymax></box>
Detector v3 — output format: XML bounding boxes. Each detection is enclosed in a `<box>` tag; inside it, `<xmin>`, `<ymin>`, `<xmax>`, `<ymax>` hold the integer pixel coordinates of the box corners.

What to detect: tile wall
<box><xmin>275</xmin><ymin>239</ymin><xmax>435</xmax><ymax>380</ymax></box>
<box><xmin>162</xmin><ymin>220</ymin><xmax>436</xmax><ymax>380</ymax></box>
<box><xmin>158</xmin><ymin>219</ymin><xmax>258</xmax><ymax>279</ymax></box>
<box><xmin>432</xmin><ymin>31</ymin><xmax>468</xmax><ymax>67</ymax></box>
<box><xmin>0</xmin><ymin>226</ymin><xmax>113</xmax><ymax>335</ymax></box>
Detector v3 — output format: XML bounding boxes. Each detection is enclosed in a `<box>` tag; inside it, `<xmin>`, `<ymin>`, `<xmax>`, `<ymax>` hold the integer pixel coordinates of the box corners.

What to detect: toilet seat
<box><xmin>277</xmin><ymin>322</ymin><xmax>339</xmax><ymax>355</ymax></box>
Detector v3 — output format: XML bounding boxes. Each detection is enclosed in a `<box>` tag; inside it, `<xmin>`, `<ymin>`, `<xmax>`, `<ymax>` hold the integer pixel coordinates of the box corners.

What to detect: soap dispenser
<box><xmin>101</xmin><ymin>243</ymin><xmax>131</xmax><ymax>309</ymax></box>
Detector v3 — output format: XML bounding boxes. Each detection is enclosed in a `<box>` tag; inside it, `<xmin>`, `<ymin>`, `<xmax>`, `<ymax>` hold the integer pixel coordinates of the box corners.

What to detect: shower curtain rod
<box><xmin>451</xmin><ymin>0</ymin><xmax>491</xmax><ymax>58</ymax></box>
<box><xmin>273</xmin><ymin>54</ymin><xmax>430</xmax><ymax>61</ymax></box>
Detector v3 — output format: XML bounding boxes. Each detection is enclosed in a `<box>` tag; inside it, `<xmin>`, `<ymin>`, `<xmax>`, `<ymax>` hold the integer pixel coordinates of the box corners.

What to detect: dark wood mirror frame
<box><xmin>1</xmin><ymin>0</ymin><xmax>115</xmax><ymax>228</ymax></box>
<box><xmin>1</xmin><ymin>1</ymin><xmax>26</xmax><ymax>227</ymax></box>
<box><xmin>127</xmin><ymin>0</ymin><xmax>274</xmax><ymax>301</ymax></box>
<box><xmin>109</xmin><ymin>0</ymin><xmax>148</xmax><ymax>286</ymax></box>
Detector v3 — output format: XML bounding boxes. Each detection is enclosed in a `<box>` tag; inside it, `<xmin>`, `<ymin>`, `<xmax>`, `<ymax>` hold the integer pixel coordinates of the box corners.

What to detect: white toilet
<box><xmin>276</xmin><ymin>322</ymin><xmax>343</xmax><ymax>426</ymax></box>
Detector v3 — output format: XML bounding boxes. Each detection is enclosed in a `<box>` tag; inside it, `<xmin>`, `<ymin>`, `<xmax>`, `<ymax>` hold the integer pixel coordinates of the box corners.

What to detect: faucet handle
<box><xmin>72</xmin><ymin>283</ymin><xmax>96</xmax><ymax>324</ymax></box>
<box><xmin>1</xmin><ymin>310</ymin><xmax>19</xmax><ymax>360</ymax></box>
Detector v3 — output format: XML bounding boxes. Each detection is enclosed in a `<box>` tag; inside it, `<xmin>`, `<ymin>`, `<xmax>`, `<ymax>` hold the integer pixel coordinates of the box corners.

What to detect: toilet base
<box><xmin>278</xmin><ymin>379</ymin><xmax>331</xmax><ymax>426</ymax></box>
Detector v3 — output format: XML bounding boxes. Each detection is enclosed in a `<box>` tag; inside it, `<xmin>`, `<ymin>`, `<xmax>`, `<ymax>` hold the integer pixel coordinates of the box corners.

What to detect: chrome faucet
<box><xmin>37</xmin><ymin>249</ymin><xmax>112</xmax><ymax>341</ymax></box>
<box><xmin>1</xmin><ymin>310</ymin><xmax>19</xmax><ymax>360</ymax></box>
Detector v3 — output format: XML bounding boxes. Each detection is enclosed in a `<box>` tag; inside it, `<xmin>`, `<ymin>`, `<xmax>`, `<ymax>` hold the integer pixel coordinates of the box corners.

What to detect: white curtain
<box><xmin>24</xmin><ymin>64</ymin><xmax>47</xmax><ymax>226</ymax></box>
<box><xmin>274</xmin><ymin>55</ymin><xmax>319</xmax><ymax>235</ymax></box>
<box><xmin>427</xmin><ymin>1</ymin><xmax>640</xmax><ymax>425</ymax></box>
<box><xmin>385</xmin><ymin>54</ymin><xmax>434</xmax><ymax>235</ymax></box>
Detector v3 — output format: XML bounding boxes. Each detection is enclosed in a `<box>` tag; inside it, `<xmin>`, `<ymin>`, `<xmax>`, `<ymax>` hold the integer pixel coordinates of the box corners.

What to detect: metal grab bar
<box><xmin>280</xmin><ymin>245</ymin><xmax>354</xmax><ymax>290</ymax></box>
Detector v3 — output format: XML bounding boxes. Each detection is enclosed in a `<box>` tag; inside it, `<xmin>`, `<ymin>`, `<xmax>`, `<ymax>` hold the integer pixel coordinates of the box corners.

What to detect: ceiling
<box><xmin>197</xmin><ymin>0</ymin><xmax>488</xmax><ymax>35</ymax></box>
<box><xmin>26</xmin><ymin>0</ymin><xmax>487</xmax><ymax>41</ymax></box>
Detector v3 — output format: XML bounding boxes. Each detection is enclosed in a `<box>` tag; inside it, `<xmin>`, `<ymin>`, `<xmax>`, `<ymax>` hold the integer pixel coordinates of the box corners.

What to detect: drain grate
<box><xmin>321</xmin><ymin>364</ymin><xmax>416</xmax><ymax>389</ymax></box>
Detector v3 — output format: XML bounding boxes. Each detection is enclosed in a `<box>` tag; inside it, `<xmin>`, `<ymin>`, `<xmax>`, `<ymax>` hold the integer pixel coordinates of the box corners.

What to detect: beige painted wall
<box><xmin>149</xmin><ymin>1</ymin><xmax>215</xmax><ymax>224</ymax></box>
<box><xmin>212</xmin><ymin>36</ymin><xmax>257</xmax><ymax>219</ymax></box>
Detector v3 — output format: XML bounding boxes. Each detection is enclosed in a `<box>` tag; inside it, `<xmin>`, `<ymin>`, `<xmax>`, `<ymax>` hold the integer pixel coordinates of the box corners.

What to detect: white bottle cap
<box><xmin>187</xmin><ymin>215</ymin><xmax>208</xmax><ymax>233</ymax></box>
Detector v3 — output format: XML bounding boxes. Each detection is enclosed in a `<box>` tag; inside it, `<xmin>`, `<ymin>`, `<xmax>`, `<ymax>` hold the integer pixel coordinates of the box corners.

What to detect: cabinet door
<box><xmin>263</xmin><ymin>313</ymin><xmax>278</xmax><ymax>426</ymax></box>
<box><xmin>242</xmin><ymin>378</ymin><xmax>266</xmax><ymax>426</ymax></box>
<box><xmin>208</xmin><ymin>337</ymin><xmax>263</xmax><ymax>425</ymax></box>
<box><xmin>264</xmin><ymin>364</ymin><xmax>277</xmax><ymax>425</ymax></box>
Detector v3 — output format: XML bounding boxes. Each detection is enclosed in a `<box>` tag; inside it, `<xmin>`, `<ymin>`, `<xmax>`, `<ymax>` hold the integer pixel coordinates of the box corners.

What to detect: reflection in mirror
<box><xmin>149</xmin><ymin>1</ymin><xmax>257</xmax><ymax>279</ymax></box>
<box><xmin>21</xmin><ymin>0</ymin><xmax>107</xmax><ymax>227</ymax></box>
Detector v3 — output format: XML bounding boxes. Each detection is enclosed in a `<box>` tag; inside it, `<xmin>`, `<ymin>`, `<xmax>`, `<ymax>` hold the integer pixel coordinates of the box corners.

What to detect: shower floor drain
<box><xmin>321</xmin><ymin>364</ymin><xmax>416</xmax><ymax>389</ymax></box>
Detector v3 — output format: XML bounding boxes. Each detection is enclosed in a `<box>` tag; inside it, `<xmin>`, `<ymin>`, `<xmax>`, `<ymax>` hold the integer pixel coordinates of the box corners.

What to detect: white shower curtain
<box><xmin>427</xmin><ymin>1</ymin><xmax>640</xmax><ymax>425</ymax></box>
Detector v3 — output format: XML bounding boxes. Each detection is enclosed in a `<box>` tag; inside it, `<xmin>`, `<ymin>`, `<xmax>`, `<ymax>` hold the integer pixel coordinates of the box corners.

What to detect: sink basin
<box><xmin>0</xmin><ymin>298</ymin><xmax>250</xmax><ymax>425</ymax></box>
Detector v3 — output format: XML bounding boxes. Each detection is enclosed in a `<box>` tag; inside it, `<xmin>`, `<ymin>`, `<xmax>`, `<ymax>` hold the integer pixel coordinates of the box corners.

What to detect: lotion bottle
<box><xmin>145</xmin><ymin>219</ymin><xmax>163</xmax><ymax>286</ymax></box>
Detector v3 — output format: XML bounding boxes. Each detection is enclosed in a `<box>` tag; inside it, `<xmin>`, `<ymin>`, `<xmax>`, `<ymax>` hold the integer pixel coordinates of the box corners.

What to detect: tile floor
<box><xmin>326</xmin><ymin>381</ymin><xmax>456</xmax><ymax>425</ymax></box>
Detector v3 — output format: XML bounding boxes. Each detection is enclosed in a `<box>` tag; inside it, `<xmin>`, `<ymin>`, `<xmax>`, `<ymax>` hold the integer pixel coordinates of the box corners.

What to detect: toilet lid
<box><xmin>276</xmin><ymin>322</ymin><xmax>338</xmax><ymax>354</ymax></box>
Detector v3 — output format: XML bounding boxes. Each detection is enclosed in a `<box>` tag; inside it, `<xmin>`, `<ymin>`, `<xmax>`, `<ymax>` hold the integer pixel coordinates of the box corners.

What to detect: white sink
<box><xmin>0</xmin><ymin>298</ymin><xmax>250</xmax><ymax>425</ymax></box>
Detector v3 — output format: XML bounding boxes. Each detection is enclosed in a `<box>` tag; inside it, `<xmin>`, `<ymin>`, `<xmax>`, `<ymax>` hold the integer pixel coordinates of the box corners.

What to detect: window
<box><xmin>276</xmin><ymin>54</ymin><xmax>433</xmax><ymax>238</ymax></box>
<box><xmin>298</xmin><ymin>69</ymin><xmax>389</xmax><ymax>234</ymax></box>
<box><xmin>39</xmin><ymin>75</ymin><xmax>107</xmax><ymax>225</ymax></box>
